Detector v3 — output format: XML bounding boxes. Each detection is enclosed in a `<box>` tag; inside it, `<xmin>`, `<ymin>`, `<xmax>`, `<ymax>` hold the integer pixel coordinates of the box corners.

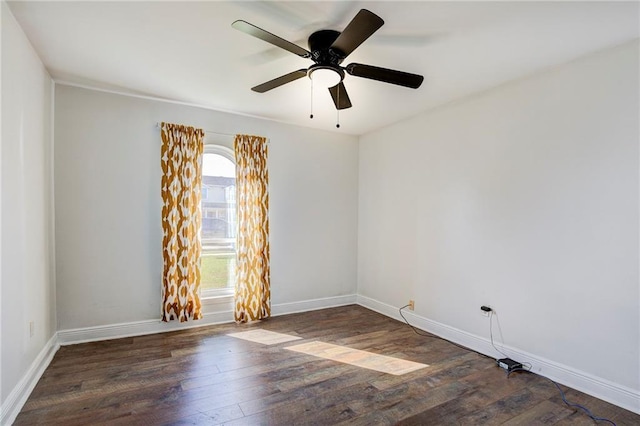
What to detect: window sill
<box><xmin>202</xmin><ymin>293</ymin><xmax>233</xmax><ymax>301</ymax></box>
<box><xmin>201</xmin><ymin>293</ymin><xmax>233</xmax><ymax>307</ymax></box>
<box><xmin>201</xmin><ymin>293</ymin><xmax>233</xmax><ymax>317</ymax></box>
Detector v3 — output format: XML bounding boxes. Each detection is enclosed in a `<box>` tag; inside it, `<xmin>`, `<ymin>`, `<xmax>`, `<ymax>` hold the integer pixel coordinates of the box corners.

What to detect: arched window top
<box><xmin>203</xmin><ymin>144</ymin><xmax>235</xmax><ymax>175</ymax></box>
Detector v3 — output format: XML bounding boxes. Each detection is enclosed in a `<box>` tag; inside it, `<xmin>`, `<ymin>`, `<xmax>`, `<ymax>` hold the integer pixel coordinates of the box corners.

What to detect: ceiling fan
<box><xmin>232</xmin><ymin>9</ymin><xmax>424</xmax><ymax>112</ymax></box>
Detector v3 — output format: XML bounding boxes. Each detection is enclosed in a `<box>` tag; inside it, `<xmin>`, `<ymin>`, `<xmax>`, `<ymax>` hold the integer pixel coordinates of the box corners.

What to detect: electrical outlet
<box><xmin>29</xmin><ymin>321</ymin><xmax>35</xmax><ymax>338</ymax></box>
<box><xmin>408</xmin><ymin>300</ymin><xmax>415</xmax><ymax>310</ymax></box>
<box><xmin>480</xmin><ymin>305</ymin><xmax>492</xmax><ymax>317</ymax></box>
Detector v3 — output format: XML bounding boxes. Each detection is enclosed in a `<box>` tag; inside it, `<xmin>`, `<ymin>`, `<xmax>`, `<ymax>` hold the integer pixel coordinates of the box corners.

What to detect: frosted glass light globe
<box><xmin>311</xmin><ymin>68</ymin><xmax>341</xmax><ymax>88</ymax></box>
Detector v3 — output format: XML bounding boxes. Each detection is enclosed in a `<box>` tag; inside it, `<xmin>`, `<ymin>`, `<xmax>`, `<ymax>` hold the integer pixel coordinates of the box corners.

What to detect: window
<box><xmin>201</xmin><ymin>145</ymin><xmax>236</xmax><ymax>296</ymax></box>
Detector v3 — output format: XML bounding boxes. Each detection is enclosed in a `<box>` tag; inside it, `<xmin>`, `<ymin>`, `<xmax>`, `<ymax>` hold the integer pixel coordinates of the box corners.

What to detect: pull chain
<box><xmin>336</xmin><ymin>86</ymin><xmax>340</xmax><ymax>128</ymax></box>
<box><xmin>310</xmin><ymin>79</ymin><xmax>314</xmax><ymax>119</ymax></box>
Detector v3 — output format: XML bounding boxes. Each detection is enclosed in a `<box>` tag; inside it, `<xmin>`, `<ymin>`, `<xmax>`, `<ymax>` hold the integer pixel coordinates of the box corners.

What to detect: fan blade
<box><xmin>232</xmin><ymin>20</ymin><xmax>311</xmax><ymax>58</ymax></box>
<box><xmin>328</xmin><ymin>82</ymin><xmax>352</xmax><ymax>110</ymax></box>
<box><xmin>251</xmin><ymin>69</ymin><xmax>308</xmax><ymax>93</ymax></box>
<box><xmin>330</xmin><ymin>9</ymin><xmax>384</xmax><ymax>58</ymax></box>
<box><xmin>345</xmin><ymin>63</ymin><xmax>424</xmax><ymax>89</ymax></box>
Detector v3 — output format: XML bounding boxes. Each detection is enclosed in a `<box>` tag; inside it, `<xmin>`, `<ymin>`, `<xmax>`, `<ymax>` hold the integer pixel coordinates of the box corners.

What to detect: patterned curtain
<box><xmin>160</xmin><ymin>122</ymin><xmax>204</xmax><ymax>322</ymax></box>
<box><xmin>234</xmin><ymin>134</ymin><xmax>270</xmax><ymax>322</ymax></box>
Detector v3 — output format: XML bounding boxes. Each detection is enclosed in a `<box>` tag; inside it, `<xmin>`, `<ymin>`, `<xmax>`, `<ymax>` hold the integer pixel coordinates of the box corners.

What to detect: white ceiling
<box><xmin>7</xmin><ymin>1</ymin><xmax>639</xmax><ymax>135</ymax></box>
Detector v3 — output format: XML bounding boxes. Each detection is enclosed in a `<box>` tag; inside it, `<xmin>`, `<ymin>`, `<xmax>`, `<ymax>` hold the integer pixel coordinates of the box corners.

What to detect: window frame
<box><xmin>200</xmin><ymin>144</ymin><xmax>236</xmax><ymax>299</ymax></box>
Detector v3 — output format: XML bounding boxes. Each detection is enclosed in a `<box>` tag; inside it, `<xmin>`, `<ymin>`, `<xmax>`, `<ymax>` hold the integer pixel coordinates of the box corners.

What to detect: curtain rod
<box><xmin>155</xmin><ymin>123</ymin><xmax>269</xmax><ymax>143</ymax></box>
<box><xmin>155</xmin><ymin>122</ymin><xmax>234</xmax><ymax>138</ymax></box>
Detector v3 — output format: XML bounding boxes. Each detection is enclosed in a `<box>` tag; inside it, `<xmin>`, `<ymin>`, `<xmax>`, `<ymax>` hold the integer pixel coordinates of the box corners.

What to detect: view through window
<box><xmin>201</xmin><ymin>147</ymin><xmax>236</xmax><ymax>294</ymax></box>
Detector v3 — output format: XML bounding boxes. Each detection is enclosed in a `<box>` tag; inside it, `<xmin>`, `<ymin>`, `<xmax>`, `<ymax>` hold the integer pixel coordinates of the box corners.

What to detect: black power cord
<box><xmin>487</xmin><ymin>310</ymin><xmax>616</xmax><ymax>425</ymax></box>
<box><xmin>507</xmin><ymin>368</ymin><xmax>617</xmax><ymax>426</ymax></box>
<box><xmin>398</xmin><ymin>305</ymin><xmax>493</xmax><ymax>358</ymax></box>
<box><xmin>399</xmin><ymin>304</ymin><xmax>618</xmax><ymax>426</ymax></box>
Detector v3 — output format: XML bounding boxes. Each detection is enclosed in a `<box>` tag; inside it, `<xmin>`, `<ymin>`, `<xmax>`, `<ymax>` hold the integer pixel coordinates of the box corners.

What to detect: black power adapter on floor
<box><xmin>498</xmin><ymin>358</ymin><xmax>523</xmax><ymax>372</ymax></box>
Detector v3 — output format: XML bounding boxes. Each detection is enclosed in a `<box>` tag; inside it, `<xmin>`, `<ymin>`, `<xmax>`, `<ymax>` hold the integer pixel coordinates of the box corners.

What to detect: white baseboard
<box><xmin>58</xmin><ymin>294</ymin><xmax>357</xmax><ymax>346</ymax></box>
<box><xmin>271</xmin><ymin>294</ymin><xmax>357</xmax><ymax>317</ymax></box>
<box><xmin>356</xmin><ymin>294</ymin><xmax>640</xmax><ymax>415</ymax></box>
<box><xmin>57</xmin><ymin>311</ymin><xmax>234</xmax><ymax>346</ymax></box>
<box><xmin>0</xmin><ymin>334</ymin><xmax>59</xmax><ymax>426</ymax></box>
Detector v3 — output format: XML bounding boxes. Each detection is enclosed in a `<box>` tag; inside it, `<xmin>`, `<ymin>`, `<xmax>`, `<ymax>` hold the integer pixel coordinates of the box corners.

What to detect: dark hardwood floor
<box><xmin>15</xmin><ymin>305</ymin><xmax>639</xmax><ymax>425</ymax></box>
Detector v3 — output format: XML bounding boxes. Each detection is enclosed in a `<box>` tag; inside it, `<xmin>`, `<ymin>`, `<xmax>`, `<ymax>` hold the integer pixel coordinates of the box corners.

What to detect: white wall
<box><xmin>1</xmin><ymin>0</ymin><xmax>55</xmax><ymax>407</ymax></box>
<box><xmin>359</xmin><ymin>39</ymin><xmax>639</xmax><ymax>396</ymax></box>
<box><xmin>54</xmin><ymin>85</ymin><xmax>359</xmax><ymax>330</ymax></box>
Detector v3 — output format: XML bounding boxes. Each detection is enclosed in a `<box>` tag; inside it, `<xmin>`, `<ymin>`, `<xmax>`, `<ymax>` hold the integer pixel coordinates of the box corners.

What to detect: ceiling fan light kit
<box><xmin>308</xmin><ymin>65</ymin><xmax>343</xmax><ymax>88</ymax></box>
<box><xmin>232</xmin><ymin>8</ymin><xmax>424</xmax><ymax>127</ymax></box>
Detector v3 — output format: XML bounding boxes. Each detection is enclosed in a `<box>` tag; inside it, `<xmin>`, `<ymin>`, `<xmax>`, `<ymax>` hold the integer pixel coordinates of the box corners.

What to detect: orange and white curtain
<box><xmin>234</xmin><ymin>134</ymin><xmax>270</xmax><ymax>322</ymax></box>
<box><xmin>160</xmin><ymin>122</ymin><xmax>204</xmax><ymax>322</ymax></box>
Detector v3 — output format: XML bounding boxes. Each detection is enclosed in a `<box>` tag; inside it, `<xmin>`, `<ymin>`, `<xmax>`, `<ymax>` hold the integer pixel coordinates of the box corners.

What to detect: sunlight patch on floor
<box><xmin>227</xmin><ymin>329</ymin><xmax>302</xmax><ymax>345</ymax></box>
<box><xmin>285</xmin><ymin>341</ymin><xmax>428</xmax><ymax>375</ymax></box>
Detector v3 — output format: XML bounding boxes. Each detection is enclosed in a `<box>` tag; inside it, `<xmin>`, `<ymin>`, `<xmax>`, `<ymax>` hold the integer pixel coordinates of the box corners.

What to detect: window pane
<box><xmin>201</xmin><ymin>152</ymin><xmax>236</xmax><ymax>291</ymax></box>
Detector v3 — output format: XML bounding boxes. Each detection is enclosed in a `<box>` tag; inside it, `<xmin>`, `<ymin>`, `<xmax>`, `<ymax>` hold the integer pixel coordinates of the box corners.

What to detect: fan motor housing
<box><xmin>308</xmin><ymin>30</ymin><xmax>344</xmax><ymax>65</ymax></box>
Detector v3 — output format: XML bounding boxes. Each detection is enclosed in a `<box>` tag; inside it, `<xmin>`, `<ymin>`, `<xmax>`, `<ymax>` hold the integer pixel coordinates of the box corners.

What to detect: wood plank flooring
<box><xmin>15</xmin><ymin>305</ymin><xmax>640</xmax><ymax>425</ymax></box>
